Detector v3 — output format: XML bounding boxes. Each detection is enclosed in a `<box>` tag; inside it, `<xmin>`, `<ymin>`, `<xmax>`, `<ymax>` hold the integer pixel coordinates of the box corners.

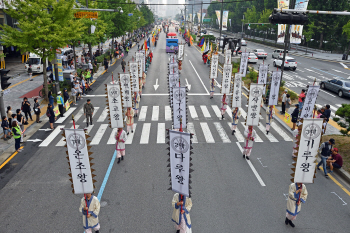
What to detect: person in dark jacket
<box><xmin>33</xmin><ymin>98</ymin><xmax>42</xmax><ymax>123</ymax></box>
<box><xmin>48</xmin><ymin>91</ymin><xmax>54</xmax><ymax>107</ymax></box>
<box><xmin>291</xmin><ymin>104</ymin><xmax>299</xmax><ymax>130</ymax></box>
<box><xmin>104</xmin><ymin>58</ymin><xmax>109</xmax><ymax>72</ymax></box>
<box><xmin>47</xmin><ymin>104</ymin><xmax>56</xmax><ymax>129</ymax></box>
<box><xmin>63</xmin><ymin>88</ymin><xmax>69</xmax><ymax>104</ymax></box>
<box><xmin>317</xmin><ymin>138</ymin><xmax>335</xmax><ymax>177</ymax></box>
<box><xmin>21</xmin><ymin>97</ymin><xmax>33</xmax><ymax>121</ymax></box>
<box><xmin>323</xmin><ymin>104</ymin><xmax>331</xmax><ymax>122</ymax></box>
<box><xmin>12</xmin><ymin>121</ymin><xmax>22</xmax><ymax>152</ymax></box>
<box><xmin>1</xmin><ymin>116</ymin><xmax>11</xmax><ymax>140</ymax></box>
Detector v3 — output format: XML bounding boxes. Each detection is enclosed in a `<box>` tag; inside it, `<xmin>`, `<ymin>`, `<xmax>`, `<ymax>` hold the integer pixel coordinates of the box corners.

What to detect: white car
<box><xmin>241</xmin><ymin>39</ymin><xmax>247</xmax><ymax>46</ymax></box>
<box><xmin>248</xmin><ymin>52</ymin><xmax>258</xmax><ymax>63</ymax></box>
<box><xmin>272</xmin><ymin>49</ymin><xmax>288</xmax><ymax>58</ymax></box>
<box><xmin>253</xmin><ymin>49</ymin><xmax>267</xmax><ymax>58</ymax></box>
<box><xmin>273</xmin><ymin>56</ymin><xmax>297</xmax><ymax>70</ymax></box>
<box><xmin>209</xmin><ymin>32</ymin><xmax>213</xmax><ymax>35</ymax></box>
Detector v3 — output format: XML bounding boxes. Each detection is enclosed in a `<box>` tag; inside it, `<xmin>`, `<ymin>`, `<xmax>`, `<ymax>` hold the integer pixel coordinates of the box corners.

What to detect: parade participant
<box><xmin>149</xmin><ymin>50</ymin><xmax>153</xmax><ymax>63</ymax></box>
<box><xmin>57</xmin><ymin>91</ymin><xmax>64</xmax><ymax>117</ymax></box>
<box><xmin>231</xmin><ymin>107</ymin><xmax>241</xmax><ymax>135</ymax></box>
<box><xmin>243</xmin><ymin>126</ymin><xmax>257</xmax><ymax>160</ymax></box>
<box><xmin>142</xmin><ymin>71</ymin><xmax>146</xmax><ymax>88</ymax></box>
<box><xmin>126</xmin><ymin>107</ymin><xmax>134</xmax><ymax>135</ymax></box>
<box><xmin>115</xmin><ymin>127</ymin><xmax>127</xmax><ymax>164</ymax></box>
<box><xmin>202</xmin><ymin>52</ymin><xmax>208</xmax><ymax>64</ymax></box>
<box><xmin>266</xmin><ymin>105</ymin><xmax>275</xmax><ymax>135</ymax></box>
<box><xmin>133</xmin><ymin>91</ymin><xmax>140</xmax><ymax>117</ymax></box>
<box><xmin>139</xmin><ymin>77</ymin><xmax>143</xmax><ymax>98</ymax></box>
<box><xmin>79</xmin><ymin>193</ymin><xmax>101</xmax><ymax>233</ymax></box>
<box><xmin>172</xmin><ymin>193</ymin><xmax>192</xmax><ymax>233</ymax></box>
<box><xmin>285</xmin><ymin>183</ymin><xmax>308</xmax><ymax>228</ymax></box>
<box><xmin>84</xmin><ymin>99</ymin><xmax>95</xmax><ymax>127</ymax></box>
<box><xmin>292</xmin><ymin>129</ymin><xmax>299</xmax><ymax>158</ymax></box>
<box><xmin>220</xmin><ymin>94</ymin><xmax>227</xmax><ymax>120</ymax></box>
<box><xmin>210</xmin><ymin>79</ymin><xmax>215</xmax><ymax>99</ymax></box>
<box><xmin>121</xmin><ymin>59</ymin><xmax>126</xmax><ymax>72</ymax></box>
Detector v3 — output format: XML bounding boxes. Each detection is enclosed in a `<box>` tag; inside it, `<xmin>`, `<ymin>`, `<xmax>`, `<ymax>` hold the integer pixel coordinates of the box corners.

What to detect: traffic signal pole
<box><xmin>219</xmin><ymin>0</ymin><xmax>223</xmax><ymax>53</ymax></box>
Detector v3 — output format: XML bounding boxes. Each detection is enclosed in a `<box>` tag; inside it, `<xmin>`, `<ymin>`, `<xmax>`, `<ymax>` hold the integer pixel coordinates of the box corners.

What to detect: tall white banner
<box><xmin>300</xmin><ymin>86</ymin><xmax>320</xmax><ymax>119</ymax></box>
<box><xmin>222</xmin><ymin>10</ymin><xmax>228</xmax><ymax>31</ymax></box>
<box><xmin>169</xmin><ymin>54</ymin><xmax>177</xmax><ymax>64</ymax></box>
<box><xmin>65</xmin><ymin>128</ymin><xmax>94</xmax><ymax>194</ymax></box>
<box><xmin>221</xmin><ymin>64</ymin><xmax>232</xmax><ymax>94</ymax></box>
<box><xmin>277</xmin><ymin>0</ymin><xmax>290</xmax><ymax>43</ymax></box>
<box><xmin>172</xmin><ymin>87</ymin><xmax>187</xmax><ymax>129</ymax></box>
<box><xmin>215</xmin><ymin>10</ymin><xmax>221</xmax><ymax>26</ymax></box>
<box><xmin>225</xmin><ymin>49</ymin><xmax>231</xmax><ymax>65</ymax></box>
<box><xmin>169</xmin><ymin>130</ymin><xmax>191</xmax><ymax>197</ymax></box>
<box><xmin>294</xmin><ymin>118</ymin><xmax>323</xmax><ymax>183</ymax></box>
<box><xmin>202</xmin><ymin>13</ymin><xmax>206</xmax><ymax>23</ymax></box>
<box><xmin>268</xmin><ymin>71</ymin><xmax>281</xmax><ymax>106</ymax></box>
<box><xmin>129</xmin><ymin>62</ymin><xmax>139</xmax><ymax>93</ymax></box>
<box><xmin>239</xmin><ymin>52</ymin><xmax>249</xmax><ymax>77</ymax></box>
<box><xmin>258</xmin><ymin>64</ymin><xmax>269</xmax><ymax>94</ymax></box>
<box><xmin>231</xmin><ymin>74</ymin><xmax>242</xmax><ymax>108</ymax></box>
<box><xmin>178</xmin><ymin>44</ymin><xmax>185</xmax><ymax>61</ymax></box>
<box><xmin>290</xmin><ymin>0</ymin><xmax>309</xmax><ymax>44</ymax></box>
<box><xmin>120</xmin><ymin>73</ymin><xmax>132</xmax><ymax>108</ymax></box>
<box><xmin>136</xmin><ymin>52</ymin><xmax>143</xmax><ymax>78</ymax></box>
<box><xmin>169</xmin><ymin>63</ymin><xmax>179</xmax><ymax>75</ymax></box>
<box><xmin>107</xmin><ymin>83</ymin><xmax>124</xmax><ymax>128</ymax></box>
<box><xmin>210</xmin><ymin>54</ymin><xmax>219</xmax><ymax>79</ymax></box>
<box><xmin>169</xmin><ymin>74</ymin><xmax>180</xmax><ymax>108</ymax></box>
<box><xmin>246</xmin><ymin>84</ymin><xmax>264</xmax><ymax>126</ymax></box>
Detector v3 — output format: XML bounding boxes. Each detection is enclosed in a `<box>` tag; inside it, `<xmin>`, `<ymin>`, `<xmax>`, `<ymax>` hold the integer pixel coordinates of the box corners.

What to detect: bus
<box><xmin>166</xmin><ymin>33</ymin><xmax>178</xmax><ymax>53</ymax></box>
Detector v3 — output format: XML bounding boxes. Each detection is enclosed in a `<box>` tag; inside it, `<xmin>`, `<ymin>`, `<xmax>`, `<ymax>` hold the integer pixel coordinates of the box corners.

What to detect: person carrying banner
<box><xmin>115</xmin><ymin>127</ymin><xmax>127</xmax><ymax>164</ymax></box>
<box><xmin>149</xmin><ymin>50</ymin><xmax>153</xmax><ymax>63</ymax></box>
<box><xmin>243</xmin><ymin>126</ymin><xmax>257</xmax><ymax>160</ymax></box>
<box><xmin>126</xmin><ymin>107</ymin><xmax>134</xmax><ymax>135</ymax></box>
<box><xmin>220</xmin><ymin>94</ymin><xmax>227</xmax><ymax>120</ymax></box>
<box><xmin>210</xmin><ymin>79</ymin><xmax>215</xmax><ymax>99</ymax></box>
<box><xmin>266</xmin><ymin>105</ymin><xmax>275</xmax><ymax>135</ymax></box>
<box><xmin>231</xmin><ymin>107</ymin><xmax>241</xmax><ymax>135</ymax></box>
<box><xmin>142</xmin><ymin>71</ymin><xmax>146</xmax><ymax>88</ymax></box>
<box><xmin>285</xmin><ymin>183</ymin><xmax>308</xmax><ymax>228</ymax></box>
<box><xmin>292</xmin><ymin>129</ymin><xmax>299</xmax><ymax>158</ymax></box>
<box><xmin>133</xmin><ymin>92</ymin><xmax>140</xmax><ymax>117</ymax></box>
<box><xmin>172</xmin><ymin>193</ymin><xmax>192</xmax><ymax>233</ymax></box>
<box><xmin>79</xmin><ymin>193</ymin><xmax>101</xmax><ymax>233</ymax></box>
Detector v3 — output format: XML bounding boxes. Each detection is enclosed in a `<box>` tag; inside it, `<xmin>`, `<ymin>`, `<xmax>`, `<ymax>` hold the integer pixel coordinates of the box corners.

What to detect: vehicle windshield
<box><xmin>287</xmin><ymin>59</ymin><xmax>296</xmax><ymax>62</ymax></box>
<box><xmin>345</xmin><ymin>82</ymin><xmax>350</xmax><ymax>87</ymax></box>
<box><xmin>27</xmin><ymin>58</ymin><xmax>40</xmax><ymax>65</ymax></box>
<box><xmin>256</xmin><ymin>49</ymin><xmax>264</xmax><ymax>52</ymax></box>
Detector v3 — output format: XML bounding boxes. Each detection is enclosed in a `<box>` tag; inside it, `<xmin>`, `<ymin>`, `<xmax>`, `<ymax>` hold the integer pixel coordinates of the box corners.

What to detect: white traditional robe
<box><xmin>232</xmin><ymin>109</ymin><xmax>241</xmax><ymax>125</ymax></box>
<box><xmin>292</xmin><ymin>129</ymin><xmax>299</xmax><ymax>156</ymax></box>
<box><xmin>221</xmin><ymin>96</ymin><xmax>227</xmax><ymax>113</ymax></box>
<box><xmin>115</xmin><ymin>130</ymin><xmax>127</xmax><ymax>151</ymax></box>
<box><xmin>266</xmin><ymin>108</ymin><xmax>275</xmax><ymax>125</ymax></box>
<box><xmin>286</xmin><ymin>183</ymin><xmax>308</xmax><ymax>218</ymax></box>
<box><xmin>244</xmin><ymin>128</ymin><xmax>257</xmax><ymax>149</ymax></box>
<box><xmin>210</xmin><ymin>81</ymin><xmax>215</xmax><ymax>93</ymax></box>
<box><xmin>133</xmin><ymin>93</ymin><xmax>140</xmax><ymax>111</ymax></box>
<box><xmin>79</xmin><ymin>195</ymin><xmax>100</xmax><ymax>230</ymax></box>
<box><xmin>126</xmin><ymin>109</ymin><xmax>134</xmax><ymax>125</ymax></box>
<box><xmin>172</xmin><ymin>193</ymin><xmax>192</xmax><ymax>233</ymax></box>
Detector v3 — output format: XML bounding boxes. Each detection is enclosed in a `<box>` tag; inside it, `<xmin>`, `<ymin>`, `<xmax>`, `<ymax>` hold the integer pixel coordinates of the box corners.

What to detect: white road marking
<box><xmin>138</xmin><ymin>106</ymin><xmax>148</xmax><ymax>121</ymax></box>
<box><xmin>214</xmin><ymin>122</ymin><xmax>231</xmax><ymax>143</ymax></box>
<box><xmin>165</xmin><ymin>105</ymin><xmax>172</xmax><ymax>121</ymax></box>
<box><xmin>257</xmin><ymin>158</ymin><xmax>268</xmax><ymax>167</ymax></box>
<box><xmin>200</xmin><ymin>122</ymin><xmax>215</xmax><ymax>143</ymax></box>
<box><xmin>189</xmin><ymin>105</ymin><xmax>199</xmax><ymax>120</ymax></box>
<box><xmin>227</xmin><ymin>122</ymin><xmax>244</xmax><ymax>142</ymax></box>
<box><xmin>212</xmin><ymin>105</ymin><xmax>222</xmax><ymax>119</ymax></box>
<box><xmin>339</xmin><ymin>62</ymin><xmax>348</xmax><ymax>69</ymax></box>
<box><xmin>270</xmin><ymin>122</ymin><xmax>293</xmax><ymax>141</ymax></box>
<box><xmin>240</xmin><ymin>122</ymin><xmax>263</xmax><ymax>142</ymax></box>
<box><xmin>107</xmin><ymin>128</ymin><xmax>118</xmax><ymax>144</ymax></box>
<box><xmin>189</xmin><ymin>60</ymin><xmax>210</xmax><ymax>94</ymax></box>
<box><xmin>90</xmin><ymin>124</ymin><xmax>108</xmax><ymax>145</ymax></box>
<box><xmin>257</xmin><ymin>123</ymin><xmax>278</xmax><ymax>142</ymax></box>
<box><xmin>56</xmin><ymin>125</ymin><xmax>79</xmax><ymax>146</ymax></box>
<box><xmin>39</xmin><ymin>125</ymin><xmax>65</xmax><ymax>147</ymax></box>
<box><xmin>126</xmin><ymin>123</ymin><xmax>137</xmax><ymax>144</ymax></box>
<box><xmin>55</xmin><ymin>107</ymin><xmax>77</xmax><ymax>123</ymax></box>
<box><xmin>97</xmin><ymin>107</ymin><xmax>108</xmax><ymax>122</ymax></box>
<box><xmin>83</xmin><ymin>107</ymin><xmax>100</xmax><ymax>122</ymax></box>
<box><xmin>152</xmin><ymin>106</ymin><xmax>159</xmax><ymax>121</ymax></box>
<box><xmin>336</xmin><ymin>104</ymin><xmax>342</xmax><ymax>108</ymax></box>
<box><xmin>157</xmin><ymin>123</ymin><xmax>165</xmax><ymax>144</ymax></box>
<box><xmin>236</xmin><ymin>142</ymin><xmax>266</xmax><ymax>187</ymax></box>
<box><xmin>200</xmin><ymin>105</ymin><xmax>211</xmax><ymax>119</ymax></box>
<box><xmin>70</xmin><ymin>108</ymin><xmax>84</xmax><ymax>123</ymax></box>
<box><xmin>319</xmin><ymin>89</ymin><xmax>336</xmax><ymax>97</ymax></box>
<box><xmin>283</xmin><ymin>193</ymin><xmax>289</xmax><ymax>200</ymax></box>
<box><xmin>85</xmin><ymin>124</ymin><xmax>94</xmax><ymax>134</ymax></box>
<box><xmin>187</xmin><ymin>122</ymin><xmax>198</xmax><ymax>143</ymax></box>
<box><xmin>240</xmin><ymin>108</ymin><xmax>247</xmax><ymax>119</ymax></box>
<box><xmin>331</xmin><ymin>192</ymin><xmax>347</xmax><ymax>205</ymax></box>
<box><xmin>140</xmin><ymin>123</ymin><xmax>151</xmax><ymax>144</ymax></box>
<box><xmin>215</xmin><ymin>79</ymin><xmax>222</xmax><ymax>88</ymax></box>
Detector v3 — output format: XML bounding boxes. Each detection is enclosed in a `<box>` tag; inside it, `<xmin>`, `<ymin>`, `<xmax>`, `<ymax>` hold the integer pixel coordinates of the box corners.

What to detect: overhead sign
<box><xmin>74</xmin><ymin>12</ymin><xmax>98</xmax><ymax>19</ymax></box>
<box><xmin>203</xmin><ymin>18</ymin><xmax>211</xmax><ymax>23</ymax></box>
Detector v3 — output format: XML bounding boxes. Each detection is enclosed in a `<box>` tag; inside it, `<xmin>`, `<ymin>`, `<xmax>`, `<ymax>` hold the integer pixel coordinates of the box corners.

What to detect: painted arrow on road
<box><xmin>185</xmin><ymin>78</ymin><xmax>191</xmax><ymax>90</ymax></box>
<box><xmin>38</xmin><ymin>128</ymin><xmax>52</xmax><ymax>131</ymax></box>
<box><xmin>153</xmin><ymin>79</ymin><xmax>159</xmax><ymax>90</ymax></box>
<box><xmin>27</xmin><ymin>139</ymin><xmax>43</xmax><ymax>142</ymax></box>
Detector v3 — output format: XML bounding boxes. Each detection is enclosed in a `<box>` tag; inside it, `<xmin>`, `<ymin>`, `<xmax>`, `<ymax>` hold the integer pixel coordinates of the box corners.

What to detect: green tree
<box><xmin>334</xmin><ymin>104</ymin><xmax>350</xmax><ymax>136</ymax></box>
<box><xmin>342</xmin><ymin>20</ymin><xmax>350</xmax><ymax>55</ymax></box>
<box><xmin>0</xmin><ymin>0</ymin><xmax>85</xmax><ymax>100</ymax></box>
<box><xmin>303</xmin><ymin>22</ymin><xmax>316</xmax><ymax>54</ymax></box>
<box><xmin>257</xmin><ymin>9</ymin><xmax>273</xmax><ymax>40</ymax></box>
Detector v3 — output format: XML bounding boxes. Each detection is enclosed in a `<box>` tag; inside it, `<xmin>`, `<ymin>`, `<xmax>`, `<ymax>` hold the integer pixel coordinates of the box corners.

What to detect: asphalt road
<box><xmin>1</xmin><ymin>27</ymin><xmax>350</xmax><ymax>233</ymax></box>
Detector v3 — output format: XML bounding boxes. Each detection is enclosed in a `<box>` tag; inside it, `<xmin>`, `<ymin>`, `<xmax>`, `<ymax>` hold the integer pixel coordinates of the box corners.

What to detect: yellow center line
<box><xmin>319</xmin><ymin>167</ymin><xmax>350</xmax><ymax>196</ymax></box>
<box><xmin>0</xmin><ymin>146</ymin><xmax>24</xmax><ymax>170</ymax></box>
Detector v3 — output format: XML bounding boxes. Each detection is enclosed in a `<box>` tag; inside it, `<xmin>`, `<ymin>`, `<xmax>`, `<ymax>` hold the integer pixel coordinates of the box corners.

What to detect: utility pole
<box><xmin>219</xmin><ymin>0</ymin><xmax>224</xmax><ymax>52</ymax></box>
<box><xmin>191</xmin><ymin>1</ymin><xmax>194</xmax><ymax>32</ymax></box>
<box><xmin>86</xmin><ymin>0</ymin><xmax>93</xmax><ymax>63</ymax></box>
<box><xmin>200</xmin><ymin>1</ymin><xmax>203</xmax><ymax>31</ymax></box>
<box><xmin>242</xmin><ymin>14</ymin><xmax>244</xmax><ymax>39</ymax></box>
<box><xmin>185</xmin><ymin>6</ymin><xmax>187</xmax><ymax>31</ymax></box>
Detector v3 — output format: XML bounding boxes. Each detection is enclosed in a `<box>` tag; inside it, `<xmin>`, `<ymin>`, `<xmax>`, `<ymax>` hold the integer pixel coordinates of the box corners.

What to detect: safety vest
<box><xmin>57</xmin><ymin>96</ymin><xmax>63</xmax><ymax>105</ymax></box>
<box><xmin>12</xmin><ymin>126</ymin><xmax>21</xmax><ymax>139</ymax></box>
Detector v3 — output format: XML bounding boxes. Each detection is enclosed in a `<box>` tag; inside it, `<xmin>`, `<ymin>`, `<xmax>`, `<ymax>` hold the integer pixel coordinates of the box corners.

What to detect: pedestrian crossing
<box><xmin>36</xmin><ymin>104</ymin><xmax>295</xmax><ymax>147</ymax></box>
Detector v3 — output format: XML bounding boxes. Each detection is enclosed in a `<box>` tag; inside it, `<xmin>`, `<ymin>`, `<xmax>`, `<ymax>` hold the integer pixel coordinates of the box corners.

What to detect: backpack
<box><xmin>46</xmin><ymin>109</ymin><xmax>51</xmax><ymax>117</ymax></box>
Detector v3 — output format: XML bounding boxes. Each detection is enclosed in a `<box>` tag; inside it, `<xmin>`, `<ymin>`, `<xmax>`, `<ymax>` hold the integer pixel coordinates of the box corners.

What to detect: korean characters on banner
<box><xmin>277</xmin><ymin>0</ymin><xmax>290</xmax><ymax>43</ymax></box>
<box><xmin>169</xmin><ymin>54</ymin><xmax>177</xmax><ymax>64</ymax></box>
<box><xmin>258</xmin><ymin>64</ymin><xmax>269</xmax><ymax>94</ymax></box>
<box><xmin>178</xmin><ymin>44</ymin><xmax>185</xmax><ymax>61</ymax></box>
<box><xmin>141</xmin><ymin>51</ymin><xmax>146</xmax><ymax>72</ymax></box>
<box><xmin>225</xmin><ymin>49</ymin><xmax>231</xmax><ymax>65</ymax></box>
<box><xmin>136</xmin><ymin>52</ymin><xmax>143</xmax><ymax>78</ymax></box>
<box><xmin>168</xmin><ymin>74</ymin><xmax>179</xmax><ymax>108</ymax></box>
<box><xmin>293</xmin><ymin>119</ymin><xmax>324</xmax><ymax>183</ymax></box>
<box><xmin>129</xmin><ymin>62</ymin><xmax>139</xmax><ymax>93</ymax></box>
<box><xmin>290</xmin><ymin>0</ymin><xmax>309</xmax><ymax>44</ymax></box>
<box><xmin>172</xmin><ymin>87</ymin><xmax>187</xmax><ymax>129</ymax></box>
<box><xmin>169</xmin><ymin>63</ymin><xmax>179</xmax><ymax>75</ymax></box>
<box><xmin>119</xmin><ymin>73</ymin><xmax>133</xmax><ymax>108</ymax></box>
<box><xmin>231</xmin><ymin>73</ymin><xmax>242</xmax><ymax>108</ymax></box>
<box><xmin>168</xmin><ymin>130</ymin><xmax>193</xmax><ymax>197</ymax></box>
<box><xmin>268</xmin><ymin>71</ymin><xmax>282</xmax><ymax>106</ymax></box>
<box><xmin>64</xmin><ymin>129</ymin><xmax>95</xmax><ymax>194</ymax></box>
<box><xmin>246</xmin><ymin>84</ymin><xmax>264</xmax><ymax>126</ymax></box>
<box><xmin>300</xmin><ymin>86</ymin><xmax>320</xmax><ymax>119</ymax></box>
<box><xmin>239</xmin><ymin>52</ymin><xmax>249</xmax><ymax>77</ymax></box>
<box><xmin>106</xmin><ymin>83</ymin><xmax>124</xmax><ymax>128</ymax></box>
<box><xmin>221</xmin><ymin>64</ymin><xmax>232</xmax><ymax>94</ymax></box>
<box><xmin>210</xmin><ymin>54</ymin><xmax>219</xmax><ymax>79</ymax></box>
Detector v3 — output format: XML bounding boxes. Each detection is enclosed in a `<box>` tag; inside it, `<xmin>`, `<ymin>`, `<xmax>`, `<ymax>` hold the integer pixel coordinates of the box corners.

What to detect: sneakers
<box><xmin>288</xmin><ymin>220</ymin><xmax>295</xmax><ymax>228</ymax></box>
<box><xmin>243</xmin><ymin>154</ymin><xmax>245</xmax><ymax>158</ymax></box>
<box><xmin>317</xmin><ymin>167</ymin><xmax>320</xmax><ymax>170</ymax></box>
<box><xmin>131</xmin><ymin>130</ymin><xmax>133</xmax><ymax>133</ymax></box>
<box><xmin>266</xmin><ymin>131</ymin><xmax>269</xmax><ymax>135</ymax></box>
<box><xmin>232</xmin><ymin>130</ymin><xmax>235</xmax><ymax>135</ymax></box>
<box><xmin>285</xmin><ymin>217</ymin><xmax>289</xmax><ymax>225</ymax></box>
<box><xmin>325</xmin><ymin>174</ymin><xmax>329</xmax><ymax>177</ymax></box>
<box><xmin>246</xmin><ymin>156</ymin><xmax>250</xmax><ymax>160</ymax></box>
<box><xmin>127</xmin><ymin>132</ymin><xmax>129</xmax><ymax>135</ymax></box>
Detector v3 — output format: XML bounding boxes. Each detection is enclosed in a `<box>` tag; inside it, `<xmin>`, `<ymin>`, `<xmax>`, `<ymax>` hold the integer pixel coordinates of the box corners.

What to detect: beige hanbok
<box><xmin>79</xmin><ymin>195</ymin><xmax>100</xmax><ymax>230</ymax></box>
<box><xmin>286</xmin><ymin>183</ymin><xmax>308</xmax><ymax>220</ymax></box>
<box><xmin>172</xmin><ymin>193</ymin><xmax>192</xmax><ymax>233</ymax></box>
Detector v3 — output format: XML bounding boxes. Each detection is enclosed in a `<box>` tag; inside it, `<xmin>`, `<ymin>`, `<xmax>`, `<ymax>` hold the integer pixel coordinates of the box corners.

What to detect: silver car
<box><xmin>253</xmin><ymin>49</ymin><xmax>267</xmax><ymax>58</ymax></box>
<box><xmin>320</xmin><ymin>79</ymin><xmax>350</xmax><ymax>98</ymax></box>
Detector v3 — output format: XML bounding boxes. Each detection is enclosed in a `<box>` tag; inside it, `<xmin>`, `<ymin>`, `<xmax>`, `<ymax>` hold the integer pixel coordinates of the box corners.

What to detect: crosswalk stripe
<box><xmin>271</xmin><ymin>122</ymin><xmax>293</xmax><ymax>141</ymax></box>
<box><xmin>316</xmin><ymin>104</ymin><xmax>335</xmax><ymax>117</ymax></box>
<box><xmin>257</xmin><ymin>123</ymin><xmax>278</xmax><ymax>142</ymax></box>
<box><xmin>227</xmin><ymin>122</ymin><xmax>244</xmax><ymax>142</ymax></box>
<box><xmin>107</xmin><ymin>128</ymin><xmax>118</xmax><ymax>145</ymax></box>
<box><xmin>86</xmin><ymin>124</ymin><xmax>94</xmax><ymax>134</ymax></box>
<box><xmin>329</xmin><ymin>105</ymin><xmax>338</xmax><ymax>113</ymax></box>
<box><xmin>70</xmin><ymin>108</ymin><xmax>84</xmax><ymax>123</ymax></box>
<box><xmin>157</xmin><ymin>123</ymin><xmax>165</xmax><ymax>143</ymax></box>
<box><xmin>189</xmin><ymin>105</ymin><xmax>199</xmax><ymax>120</ymax></box>
<box><xmin>187</xmin><ymin>122</ymin><xmax>198</xmax><ymax>143</ymax></box>
<box><xmin>240</xmin><ymin>122</ymin><xmax>263</xmax><ymax>142</ymax></box>
<box><xmin>55</xmin><ymin>107</ymin><xmax>77</xmax><ymax>123</ymax></box>
<box><xmin>152</xmin><ymin>106</ymin><xmax>159</xmax><ymax>121</ymax></box>
<box><xmin>39</xmin><ymin>125</ymin><xmax>65</xmax><ymax>147</ymax></box>
<box><xmin>212</xmin><ymin>105</ymin><xmax>222</xmax><ymax>119</ymax></box>
<box><xmin>97</xmin><ymin>107</ymin><xmax>108</xmax><ymax>122</ymax></box>
<box><xmin>56</xmin><ymin>125</ymin><xmax>79</xmax><ymax>146</ymax></box>
<box><xmin>165</xmin><ymin>105</ymin><xmax>172</xmax><ymax>121</ymax></box>
<box><xmin>90</xmin><ymin>124</ymin><xmax>108</xmax><ymax>145</ymax></box>
<box><xmin>213</xmin><ymin>122</ymin><xmax>231</xmax><ymax>143</ymax></box>
<box><xmin>226</xmin><ymin>106</ymin><xmax>233</xmax><ymax>119</ymax></box>
<box><xmin>336</xmin><ymin>104</ymin><xmax>342</xmax><ymax>108</ymax></box>
<box><xmin>200</xmin><ymin>105</ymin><xmax>211</xmax><ymax>119</ymax></box>
<box><xmin>83</xmin><ymin>107</ymin><xmax>100</xmax><ymax>122</ymax></box>
<box><xmin>126</xmin><ymin>123</ymin><xmax>137</xmax><ymax>144</ymax></box>
<box><xmin>139</xmin><ymin>106</ymin><xmax>148</xmax><ymax>121</ymax></box>
<box><xmin>140</xmin><ymin>123</ymin><xmax>151</xmax><ymax>144</ymax></box>
<box><xmin>240</xmin><ymin>108</ymin><xmax>247</xmax><ymax>119</ymax></box>
<box><xmin>200</xmin><ymin>122</ymin><xmax>215</xmax><ymax>143</ymax></box>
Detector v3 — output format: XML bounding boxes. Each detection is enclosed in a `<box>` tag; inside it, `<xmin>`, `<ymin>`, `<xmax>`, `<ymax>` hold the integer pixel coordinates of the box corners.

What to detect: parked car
<box><xmin>253</xmin><ymin>49</ymin><xmax>267</xmax><ymax>58</ymax></box>
<box><xmin>320</xmin><ymin>79</ymin><xmax>350</xmax><ymax>98</ymax></box>
<box><xmin>248</xmin><ymin>52</ymin><xmax>258</xmax><ymax>63</ymax></box>
<box><xmin>222</xmin><ymin>34</ymin><xmax>227</xmax><ymax>37</ymax></box>
<box><xmin>273</xmin><ymin>56</ymin><xmax>297</xmax><ymax>70</ymax></box>
<box><xmin>272</xmin><ymin>49</ymin><xmax>288</xmax><ymax>58</ymax></box>
<box><xmin>241</xmin><ymin>39</ymin><xmax>247</xmax><ymax>46</ymax></box>
<box><xmin>208</xmin><ymin>32</ymin><xmax>214</xmax><ymax>35</ymax></box>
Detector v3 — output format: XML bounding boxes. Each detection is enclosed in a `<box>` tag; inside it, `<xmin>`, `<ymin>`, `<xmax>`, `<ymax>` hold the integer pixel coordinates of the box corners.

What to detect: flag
<box><xmin>144</xmin><ymin>39</ymin><xmax>147</xmax><ymax>51</ymax></box>
<box><xmin>147</xmin><ymin>37</ymin><xmax>150</xmax><ymax>49</ymax></box>
<box><xmin>190</xmin><ymin>36</ymin><xmax>193</xmax><ymax>46</ymax></box>
<box><xmin>198</xmin><ymin>37</ymin><xmax>205</xmax><ymax>47</ymax></box>
<box><xmin>201</xmin><ymin>40</ymin><xmax>206</xmax><ymax>52</ymax></box>
<box><xmin>204</xmin><ymin>40</ymin><xmax>210</xmax><ymax>53</ymax></box>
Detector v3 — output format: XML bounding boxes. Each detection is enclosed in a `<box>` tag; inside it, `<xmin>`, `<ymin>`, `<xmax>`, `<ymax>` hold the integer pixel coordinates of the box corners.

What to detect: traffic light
<box><xmin>269</xmin><ymin>11</ymin><xmax>308</xmax><ymax>25</ymax></box>
<box><xmin>0</xmin><ymin>69</ymin><xmax>11</xmax><ymax>90</ymax></box>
